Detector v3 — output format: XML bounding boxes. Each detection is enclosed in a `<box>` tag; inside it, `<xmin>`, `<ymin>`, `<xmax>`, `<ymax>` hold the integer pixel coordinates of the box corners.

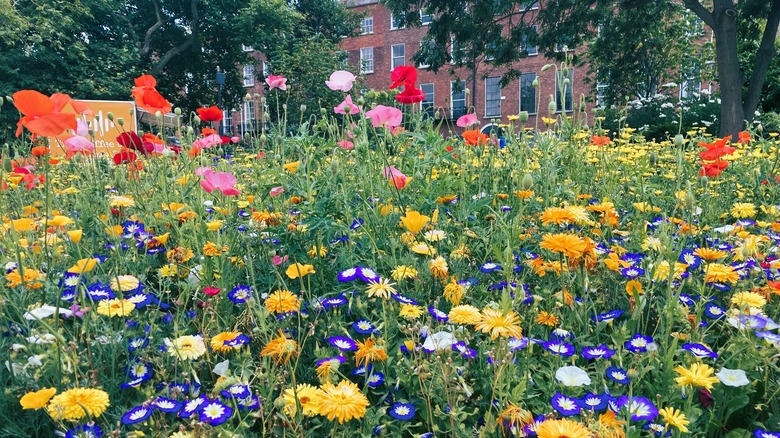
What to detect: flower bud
<box><xmin>521</xmin><ymin>173</ymin><xmax>533</xmax><ymax>190</ymax></box>
<box><xmin>5</xmin><ymin>95</ymin><xmax>13</xmax><ymax>103</ymax></box>
<box><xmin>3</xmin><ymin>157</ymin><xmax>13</xmax><ymax>172</ymax></box>
<box><xmin>117</xmin><ymin>117</ymin><xmax>124</xmax><ymax>127</ymax></box>
<box><xmin>0</xmin><ymin>96</ymin><xmax>5</xmax><ymax>106</ymax></box>
<box><xmin>627</xmin><ymin>368</ymin><xmax>640</xmax><ymax>380</ymax></box>
<box><xmin>253</xmin><ymin>93</ymin><xmax>260</xmax><ymax>99</ymax></box>
<box><xmin>541</xmin><ymin>64</ymin><xmax>553</xmax><ymax>72</ymax></box>
<box><xmin>519</xmin><ymin>111</ymin><xmax>529</xmax><ymax>123</ymax></box>
<box><xmin>106</xmin><ymin>112</ymin><xmax>114</xmax><ymax>121</ymax></box>
<box><xmin>244</xmin><ymin>93</ymin><xmax>252</xmax><ymax>101</ymax></box>
<box><xmin>155</xmin><ymin>111</ymin><xmax>162</xmax><ymax>118</ymax></box>
<box><xmin>673</xmin><ymin>134</ymin><xmax>685</xmax><ymax>147</ymax></box>
<box><xmin>320</xmin><ymin>108</ymin><xmax>327</xmax><ymax>115</ymax></box>
<box><xmin>282</xmin><ymin>104</ymin><xmax>287</xmax><ymax>111</ymax></box>
<box><xmin>532</xmin><ymin>78</ymin><xmax>539</xmax><ymax>88</ymax></box>
<box><xmin>649</xmin><ymin>152</ymin><xmax>658</xmax><ymax>167</ymax></box>
<box><xmin>174</xmin><ymin>107</ymin><xmax>182</xmax><ymax>116</ymax></box>
<box><xmin>88</xmin><ymin>129</ymin><xmax>95</xmax><ymax>137</ymax></box>
<box><xmin>548</xmin><ymin>95</ymin><xmax>556</xmax><ymax>115</ymax></box>
<box><xmin>684</xmin><ymin>191</ymin><xmax>695</xmax><ymax>209</ymax></box>
<box><xmin>193</xmin><ymin>116</ymin><xmax>201</xmax><ymax>124</ymax></box>
<box><xmin>357</xmin><ymin>97</ymin><xmax>365</xmax><ymax>105</ymax></box>
<box><xmin>300</xmin><ymin>104</ymin><xmax>307</xmax><ymax>113</ymax></box>
<box><xmin>757</xmin><ymin>124</ymin><xmax>764</xmax><ymax>133</ymax></box>
<box><xmin>699</xmin><ymin>175</ymin><xmax>709</xmax><ymax>188</ymax></box>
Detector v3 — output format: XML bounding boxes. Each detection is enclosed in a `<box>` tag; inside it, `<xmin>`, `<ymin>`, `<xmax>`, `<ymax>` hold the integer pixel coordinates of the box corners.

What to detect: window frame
<box><xmin>555</xmin><ymin>69</ymin><xmax>574</xmax><ymax>113</ymax></box>
<box><xmin>450</xmin><ymin>80</ymin><xmax>467</xmax><ymax>119</ymax></box>
<box><xmin>519</xmin><ymin>72</ymin><xmax>537</xmax><ymax>115</ymax></box>
<box><xmin>420</xmin><ymin>83</ymin><xmax>435</xmax><ymax>117</ymax></box>
<box><xmin>360</xmin><ymin>47</ymin><xmax>374</xmax><ymax>74</ymax></box>
<box><xmin>484</xmin><ymin>76</ymin><xmax>502</xmax><ymax>118</ymax></box>
<box><xmin>521</xmin><ymin>25</ymin><xmax>538</xmax><ymax>56</ymax></box>
<box><xmin>390</xmin><ymin>13</ymin><xmax>405</xmax><ymax>30</ymax></box>
<box><xmin>391</xmin><ymin>43</ymin><xmax>406</xmax><ymax>71</ymax></box>
<box><xmin>360</xmin><ymin>16</ymin><xmax>374</xmax><ymax>35</ymax></box>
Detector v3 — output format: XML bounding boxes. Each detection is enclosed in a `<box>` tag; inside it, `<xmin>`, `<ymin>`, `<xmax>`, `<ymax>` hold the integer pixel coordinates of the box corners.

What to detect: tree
<box><xmin>384</xmin><ymin>0</ymin><xmax>780</xmax><ymax>138</ymax></box>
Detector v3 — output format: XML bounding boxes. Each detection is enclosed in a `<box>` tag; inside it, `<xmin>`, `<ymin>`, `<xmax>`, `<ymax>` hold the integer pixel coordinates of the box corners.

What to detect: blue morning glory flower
<box><xmin>577</xmin><ymin>393</ymin><xmax>609</xmax><ymax>411</ymax></box>
<box><xmin>228</xmin><ymin>285</ymin><xmax>251</xmax><ymax>304</ymax></box>
<box><xmin>350</xmin><ymin>218</ymin><xmax>364</xmax><ymax>229</ymax></box>
<box><xmin>352</xmin><ymin>319</ymin><xmax>376</xmax><ymax>335</ymax></box>
<box><xmin>366</xmin><ymin>372</ymin><xmax>385</xmax><ymax>387</ymax></box>
<box><xmin>327</xmin><ymin>336</ymin><xmax>358</xmax><ymax>351</ymax></box>
<box><xmin>199</xmin><ymin>399</ymin><xmax>233</xmax><ymax>426</ymax></box>
<box><xmin>121</xmin><ymin>405</ymin><xmax>153</xmax><ymax>425</ymax></box>
<box><xmin>65</xmin><ymin>424</ymin><xmax>103</xmax><ymax>438</ymax></box>
<box><xmin>152</xmin><ymin>397</ymin><xmax>182</xmax><ymax>413</ymax></box>
<box><xmin>704</xmin><ymin>303</ymin><xmax>726</xmax><ymax>319</ymax></box>
<box><xmin>220</xmin><ymin>384</ymin><xmax>251</xmax><ymax>400</ymax></box>
<box><xmin>429</xmin><ymin>306</ymin><xmax>449</xmax><ymax>322</ymax></box>
<box><xmin>616</xmin><ymin>395</ymin><xmax>658</xmax><ymax>422</ymax></box>
<box><xmin>389</xmin><ymin>402</ymin><xmax>415</xmax><ymax>420</ymax></box>
<box><xmin>338</xmin><ymin>267</ymin><xmax>359</xmax><ymax>282</ymax></box>
<box><xmin>621</xmin><ymin>266</ymin><xmax>645</xmax><ymax>279</ymax></box>
<box><xmin>391</xmin><ymin>293</ymin><xmax>418</xmax><ymax>305</ymax></box>
<box><xmin>541</xmin><ymin>340</ymin><xmax>575</xmax><ymax>356</ymax></box>
<box><xmin>581</xmin><ymin>344</ymin><xmax>616</xmax><ymax>360</ymax></box>
<box><xmin>624</xmin><ymin>333</ymin><xmax>654</xmax><ymax>353</ymax></box>
<box><xmin>551</xmin><ymin>392</ymin><xmax>580</xmax><ymax>416</ymax></box>
<box><xmin>605</xmin><ymin>366</ymin><xmax>631</xmax><ymax>384</ymax></box>
<box><xmin>179</xmin><ymin>395</ymin><xmax>208</xmax><ymax>418</ymax></box>
<box><xmin>480</xmin><ymin>262</ymin><xmax>503</xmax><ymax>273</ymax></box>
<box><xmin>754</xmin><ymin>429</ymin><xmax>780</xmax><ymax>438</ymax></box>
<box><xmin>321</xmin><ymin>294</ymin><xmax>348</xmax><ymax>309</ymax></box>
<box><xmin>358</xmin><ymin>267</ymin><xmax>380</xmax><ymax>283</ymax></box>
<box><xmin>682</xmin><ymin>343</ymin><xmax>718</xmax><ymax>359</ymax></box>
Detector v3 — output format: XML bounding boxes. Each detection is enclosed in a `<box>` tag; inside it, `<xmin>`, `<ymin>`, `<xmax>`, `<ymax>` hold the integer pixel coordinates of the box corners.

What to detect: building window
<box><xmin>243</xmin><ymin>64</ymin><xmax>254</xmax><ymax>87</ymax></box>
<box><xmin>485</xmin><ymin>76</ymin><xmax>501</xmax><ymax>118</ymax></box>
<box><xmin>360</xmin><ymin>47</ymin><xmax>374</xmax><ymax>74</ymax></box>
<box><xmin>391</xmin><ymin>44</ymin><xmax>405</xmax><ymax>70</ymax></box>
<box><xmin>450</xmin><ymin>36</ymin><xmax>465</xmax><ymax>64</ymax></box>
<box><xmin>417</xmin><ymin>39</ymin><xmax>434</xmax><ymax>69</ymax></box>
<box><xmin>680</xmin><ymin>65</ymin><xmax>701</xmax><ymax>99</ymax></box>
<box><xmin>520</xmin><ymin>73</ymin><xmax>536</xmax><ymax>114</ymax></box>
<box><xmin>596</xmin><ymin>83</ymin><xmax>608</xmax><ymax>107</ymax></box>
<box><xmin>420</xmin><ymin>10</ymin><xmax>433</xmax><ymax>25</ymax></box>
<box><xmin>520</xmin><ymin>1</ymin><xmax>539</xmax><ymax>10</ymax></box>
<box><xmin>555</xmin><ymin>69</ymin><xmax>574</xmax><ymax>112</ymax></box>
<box><xmin>522</xmin><ymin>26</ymin><xmax>538</xmax><ymax>55</ymax></box>
<box><xmin>242</xmin><ymin>101</ymin><xmax>256</xmax><ymax>133</ymax></box>
<box><xmin>262</xmin><ymin>62</ymin><xmax>269</xmax><ymax>77</ymax></box>
<box><xmin>390</xmin><ymin>13</ymin><xmax>405</xmax><ymax>30</ymax></box>
<box><xmin>222</xmin><ymin>110</ymin><xmax>234</xmax><ymax>135</ymax></box>
<box><xmin>242</xmin><ymin>44</ymin><xmax>254</xmax><ymax>52</ymax></box>
<box><xmin>420</xmin><ymin>83</ymin><xmax>434</xmax><ymax>117</ymax></box>
<box><xmin>451</xmin><ymin>80</ymin><xmax>466</xmax><ymax>119</ymax></box>
<box><xmin>361</xmin><ymin>16</ymin><xmax>374</xmax><ymax>34</ymax></box>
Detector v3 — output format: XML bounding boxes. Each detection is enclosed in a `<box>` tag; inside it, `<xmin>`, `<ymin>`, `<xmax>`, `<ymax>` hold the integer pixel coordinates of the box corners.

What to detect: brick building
<box><xmin>338</xmin><ymin>0</ymin><xmax>591</xmax><ymax>134</ymax></box>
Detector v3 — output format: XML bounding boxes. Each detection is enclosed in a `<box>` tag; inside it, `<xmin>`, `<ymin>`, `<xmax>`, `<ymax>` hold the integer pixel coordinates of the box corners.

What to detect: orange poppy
<box><xmin>201</xmin><ymin>127</ymin><xmax>217</xmax><ymax>136</ymax></box>
<box><xmin>463</xmin><ymin>130</ymin><xmax>490</xmax><ymax>146</ymax></box>
<box><xmin>131</xmin><ymin>74</ymin><xmax>172</xmax><ymax>115</ymax></box>
<box><xmin>13</xmin><ymin>90</ymin><xmax>78</xmax><ymax>137</ymax></box>
<box><xmin>738</xmin><ymin>131</ymin><xmax>751</xmax><ymax>143</ymax></box>
<box><xmin>590</xmin><ymin>135</ymin><xmax>610</xmax><ymax>146</ymax></box>
<box><xmin>31</xmin><ymin>146</ymin><xmax>50</xmax><ymax>156</ymax></box>
<box><xmin>196</xmin><ymin>106</ymin><xmax>223</xmax><ymax>122</ymax></box>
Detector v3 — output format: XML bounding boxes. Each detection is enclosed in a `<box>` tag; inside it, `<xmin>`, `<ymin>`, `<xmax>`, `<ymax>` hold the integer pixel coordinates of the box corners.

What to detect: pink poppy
<box><xmin>192</xmin><ymin>134</ymin><xmax>222</xmax><ymax>150</ymax></box>
<box><xmin>338</xmin><ymin>140</ymin><xmax>354</xmax><ymax>150</ymax></box>
<box><xmin>383</xmin><ymin>165</ymin><xmax>411</xmax><ymax>190</ymax></box>
<box><xmin>272</xmin><ymin>255</ymin><xmax>289</xmax><ymax>266</ymax></box>
<box><xmin>203</xmin><ymin>286</ymin><xmax>221</xmax><ymax>297</ymax></box>
<box><xmin>325</xmin><ymin>70</ymin><xmax>356</xmax><ymax>92</ymax></box>
<box><xmin>269</xmin><ymin>186</ymin><xmax>285</xmax><ymax>197</ymax></box>
<box><xmin>63</xmin><ymin>135</ymin><xmax>95</xmax><ymax>158</ymax></box>
<box><xmin>75</xmin><ymin>119</ymin><xmax>89</xmax><ymax>137</ymax></box>
<box><xmin>195</xmin><ymin>166</ymin><xmax>213</xmax><ymax>177</ymax></box>
<box><xmin>334</xmin><ymin>95</ymin><xmax>362</xmax><ymax>115</ymax></box>
<box><xmin>200</xmin><ymin>171</ymin><xmax>241</xmax><ymax>196</ymax></box>
<box><xmin>456</xmin><ymin>113</ymin><xmax>478</xmax><ymax>128</ymax></box>
<box><xmin>365</xmin><ymin>105</ymin><xmax>403</xmax><ymax>129</ymax></box>
<box><xmin>266</xmin><ymin>75</ymin><xmax>287</xmax><ymax>91</ymax></box>
<box><xmin>230</xmin><ymin>136</ymin><xmax>240</xmax><ymax>143</ymax></box>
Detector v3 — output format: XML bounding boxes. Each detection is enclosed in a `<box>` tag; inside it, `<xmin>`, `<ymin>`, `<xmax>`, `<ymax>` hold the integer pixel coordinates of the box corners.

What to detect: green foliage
<box><xmin>600</xmin><ymin>94</ymin><xmax>720</xmax><ymax>141</ymax></box>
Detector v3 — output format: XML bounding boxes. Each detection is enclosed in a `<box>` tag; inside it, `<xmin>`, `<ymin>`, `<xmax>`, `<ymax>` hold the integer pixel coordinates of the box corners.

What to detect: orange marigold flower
<box><xmin>475</xmin><ymin>308</ymin><xmax>523</xmax><ymax>339</ymax></box>
<box><xmin>260</xmin><ymin>330</ymin><xmax>298</xmax><ymax>365</ymax></box>
<box><xmin>354</xmin><ymin>338</ymin><xmax>388</xmax><ymax>367</ymax></box>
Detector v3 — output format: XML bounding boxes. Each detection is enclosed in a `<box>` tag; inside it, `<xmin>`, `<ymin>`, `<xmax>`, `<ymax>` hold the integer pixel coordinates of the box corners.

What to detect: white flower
<box><xmin>213</xmin><ymin>359</ymin><xmax>230</xmax><ymax>377</ymax></box>
<box><xmin>422</xmin><ymin>331</ymin><xmax>457</xmax><ymax>352</ymax></box>
<box><xmin>555</xmin><ymin>365</ymin><xmax>591</xmax><ymax>387</ymax></box>
<box><xmin>715</xmin><ymin>368</ymin><xmax>750</xmax><ymax>387</ymax></box>
<box><xmin>24</xmin><ymin>305</ymin><xmax>73</xmax><ymax>320</ymax></box>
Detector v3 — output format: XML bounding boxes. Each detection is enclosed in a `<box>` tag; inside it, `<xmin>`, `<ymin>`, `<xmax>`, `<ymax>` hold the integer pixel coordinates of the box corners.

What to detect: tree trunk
<box><xmin>743</xmin><ymin>0</ymin><xmax>780</xmax><ymax>122</ymax></box>
<box><xmin>712</xmin><ymin>0</ymin><xmax>745</xmax><ymax>139</ymax></box>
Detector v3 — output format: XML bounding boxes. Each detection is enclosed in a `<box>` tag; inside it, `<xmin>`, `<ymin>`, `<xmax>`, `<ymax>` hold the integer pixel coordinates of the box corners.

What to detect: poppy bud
<box><xmin>244</xmin><ymin>93</ymin><xmax>251</xmax><ymax>101</ymax></box>
<box><xmin>627</xmin><ymin>368</ymin><xmax>639</xmax><ymax>379</ymax></box>
<box><xmin>88</xmin><ymin>130</ymin><xmax>95</xmax><ymax>137</ymax></box>
<box><xmin>6</xmin><ymin>95</ymin><xmax>13</xmax><ymax>103</ymax></box>
<box><xmin>757</xmin><ymin>124</ymin><xmax>763</xmax><ymax>133</ymax></box>
<box><xmin>253</xmin><ymin>93</ymin><xmax>260</xmax><ymax>99</ymax></box>
<box><xmin>357</xmin><ymin>97</ymin><xmax>365</xmax><ymax>105</ymax></box>
<box><xmin>117</xmin><ymin>118</ymin><xmax>124</xmax><ymax>127</ymax></box>
<box><xmin>532</xmin><ymin>78</ymin><xmax>539</xmax><ymax>88</ymax></box>
<box><xmin>698</xmin><ymin>389</ymin><xmax>714</xmax><ymax>409</ymax></box>
<box><xmin>193</xmin><ymin>116</ymin><xmax>201</xmax><ymax>124</ymax></box>
<box><xmin>155</xmin><ymin>111</ymin><xmax>162</xmax><ymax>118</ymax></box>
<box><xmin>519</xmin><ymin>111</ymin><xmax>529</xmax><ymax>123</ymax></box>
<box><xmin>282</xmin><ymin>104</ymin><xmax>287</xmax><ymax>111</ymax></box>
<box><xmin>186</xmin><ymin>126</ymin><xmax>194</xmax><ymax>135</ymax></box>
<box><xmin>674</xmin><ymin>134</ymin><xmax>685</xmax><ymax>147</ymax></box>
<box><xmin>320</xmin><ymin>108</ymin><xmax>327</xmax><ymax>115</ymax></box>
<box><xmin>521</xmin><ymin>173</ymin><xmax>533</xmax><ymax>190</ymax></box>
<box><xmin>300</xmin><ymin>104</ymin><xmax>307</xmax><ymax>113</ymax></box>
<box><xmin>3</xmin><ymin>157</ymin><xmax>13</xmax><ymax>172</ymax></box>
<box><xmin>273</xmin><ymin>396</ymin><xmax>287</xmax><ymax>410</ymax></box>
<box><xmin>649</xmin><ymin>152</ymin><xmax>658</xmax><ymax>167</ymax></box>
<box><xmin>541</xmin><ymin>64</ymin><xmax>553</xmax><ymax>72</ymax></box>
<box><xmin>0</xmin><ymin>96</ymin><xmax>4</xmax><ymax>106</ymax></box>
<box><xmin>684</xmin><ymin>191</ymin><xmax>695</xmax><ymax>209</ymax></box>
<box><xmin>700</xmin><ymin>176</ymin><xmax>709</xmax><ymax>188</ymax></box>
<box><xmin>548</xmin><ymin>95</ymin><xmax>556</xmax><ymax>115</ymax></box>
<box><xmin>106</xmin><ymin>112</ymin><xmax>114</xmax><ymax>121</ymax></box>
<box><xmin>174</xmin><ymin>107</ymin><xmax>182</xmax><ymax>116</ymax></box>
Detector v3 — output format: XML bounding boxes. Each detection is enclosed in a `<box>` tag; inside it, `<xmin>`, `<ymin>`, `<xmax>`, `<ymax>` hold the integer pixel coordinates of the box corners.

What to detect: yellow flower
<box><xmin>10</xmin><ymin>218</ymin><xmax>36</xmax><ymax>232</ymax></box>
<box><xmin>535</xmin><ymin>418</ymin><xmax>592</xmax><ymax>438</ymax></box>
<box><xmin>400</xmin><ymin>210</ymin><xmax>430</xmax><ymax>234</ymax></box>
<box><xmin>730</xmin><ymin>291</ymin><xmax>766</xmax><ymax>309</ymax></box>
<box><xmin>210</xmin><ymin>332</ymin><xmax>245</xmax><ymax>353</ymax></box>
<box><xmin>475</xmin><ymin>308</ymin><xmax>523</xmax><ymax>339</ymax></box>
<box><xmin>317</xmin><ymin>380</ymin><xmax>369</xmax><ymax>424</ymax></box>
<box><xmin>5</xmin><ymin>268</ymin><xmax>45</xmax><ymax>289</ymax></box>
<box><xmin>265</xmin><ymin>290</ymin><xmax>301</xmax><ymax>314</ymax></box>
<box><xmin>705</xmin><ymin>263</ymin><xmax>740</xmax><ymax>284</ymax></box>
<box><xmin>731</xmin><ymin>202</ymin><xmax>757</xmax><ymax>218</ymax></box>
<box><xmin>540</xmin><ymin>233</ymin><xmax>587</xmax><ymax>259</ymax></box>
<box><xmin>365</xmin><ymin>278</ymin><xmax>396</xmax><ymax>299</ymax></box>
<box><xmin>260</xmin><ymin>330</ymin><xmax>298</xmax><ymax>364</ymax></box>
<box><xmin>514</xmin><ymin>189</ymin><xmax>534</xmax><ymax>199</ymax></box>
<box><xmin>168</xmin><ymin>247</ymin><xmax>194</xmax><ymax>264</ymax></box>
<box><xmin>354</xmin><ymin>337</ymin><xmax>388</xmax><ymax>367</ymax></box>
<box><xmin>283</xmin><ymin>384</ymin><xmax>324</xmax><ymax>416</ymax></box>
<box><xmin>540</xmin><ymin>207</ymin><xmax>577</xmax><ymax>225</ymax></box>
<box><xmin>399</xmin><ymin>304</ymin><xmax>424</xmax><ymax>319</ymax></box>
<box><xmin>391</xmin><ymin>265</ymin><xmax>418</xmax><ymax>281</ymax></box>
<box><xmin>47</xmin><ymin>388</ymin><xmax>110</xmax><ymax>421</ymax></box>
<box><xmin>451</xmin><ymin>243</ymin><xmax>471</xmax><ymax>260</ymax></box>
<box><xmin>67</xmin><ymin>258</ymin><xmax>98</xmax><ymax>274</ymax></box>
<box><xmin>97</xmin><ymin>299</ymin><xmax>135</xmax><ymax>317</ymax></box>
<box><xmin>535</xmin><ymin>311</ymin><xmax>560</xmax><ymax>327</ymax></box>
<box><xmin>448</xmin><ymin>305</ymin><xmax>482</xmax><ymax>325</ymax></box>
<box><xmin>496</xmin><ymin>402</ymin><xmax>534</xmax><ymax>435</ymax></box>
<box><xmin>423</xmin><ymin>229</ymin><xmax>447</xmax><ymax>242</ymax></box>
<box><xmin>541</xmin><ymin>116</ymin><xmax>557</xmax><ymax>125</ymax></box>
<box><xmin>48</xmin><ymin>215</ymin><xmax>73</xmax><ymax>227</ymax></box>
<box><xmin>428</xmin><ymin>256</ymin><xmax>449</xmax><ymax>279</ymax></box>
<box><xmin>316</xmin><ymin>357</ymin><xmax>344</xmax><ymax>381</ymax></box>
<box><xmin>203</xmin><ymin>241</ymin><xmax>228</xmax><ymax>256</ymax></box>
<box><xmin>283</xmin><ymin>161</ymin><xmax>300</xmax><ymax>173</ymax></box>
<box><xmin>67</xmin><ymin>229</ymin><xmax>83</xmax><ymax>243</ymax></box>
<box><xmin>307</xmin><ymin>245</ymin><xmax>328</xmax><ymax>258</ymax></box>
<box><xmin>20</xmin><ymin>388</ymin><xmax>56</xmax><ymax>410</ymax></box>
<box><xmin>158</xmin><ymin>264</ymin><xmax>178</xmax><ymax>277</ymax></box>
<box><xmin>109</xmin><ymin>195</ymin><xmax>135</xmax><ymax>208</ymax></box>
<box><xmin>109</xmin><ymin>275</ymin><xmax>140</xmax><ymax>292</ymax></box>
<box><xmin>443</xmin><ymin>278</ymin><xmax>466</xmax><ymax>305</ymax></box>
<box><xmin>410</xmin><ymin>242</ymin><xmax>436</xmax><ymax>255</ymax></box>
<box><xmin>286</xmin><ymin>263</ymin><xmax>315</xmax><ymax>279</ymax></box>
<box><xmin>167</xmin><ymin>335</ymin><xmax>207</xmax><ymax>361</ymax></box>
<box><xmin>206</xmin><ymin>220</ymin><xmax>223</xmax><ymax>231</ymax></box>
<box><xmin>652</xmin><ymin>261</ymin><xmax>688</xmax><ymax>281</ymax></box>
<box><xmin>658</xmin><ymin>406</ymin><xmax>690</xmax><ymax>433</ymax></box>
<box><xmin>674</xmin><ymin>362</ymin><xmax>720</xmax><ymax>390</ymax></box>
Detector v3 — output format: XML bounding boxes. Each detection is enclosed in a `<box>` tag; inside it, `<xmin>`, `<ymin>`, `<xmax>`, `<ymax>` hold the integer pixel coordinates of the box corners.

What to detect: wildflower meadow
<box><xmin>1</xmin><ymin>65</ymin><xmax>780</xmax><ymax>438</ymax></box>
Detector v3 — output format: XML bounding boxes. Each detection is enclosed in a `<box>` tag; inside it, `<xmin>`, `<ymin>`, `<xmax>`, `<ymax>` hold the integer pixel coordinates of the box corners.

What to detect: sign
<box><xmin>49</xmin><ymin>100</ymin><xmax>137</xmax><ymax>156</ymax></box>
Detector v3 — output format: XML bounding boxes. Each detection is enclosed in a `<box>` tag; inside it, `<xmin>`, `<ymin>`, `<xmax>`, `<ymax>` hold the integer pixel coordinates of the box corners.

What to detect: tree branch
<box><xmin>743</xmin><ymin>0</ymin><xmax>780</xmax><ymax>118</ymax></box>
<box><xmin>682</xmin><ymin>0</ymin><xmax>716</xmax><ymax>30</ymax></box>
<box><xmin>140</xmin><ymin>0</ymin><xmax>165</xmax><ymax>58</ymax></box>
<box><xmin>149</xmin><ymin>0</ymin><xmax>200</xmax><ymax>76</ymax></box>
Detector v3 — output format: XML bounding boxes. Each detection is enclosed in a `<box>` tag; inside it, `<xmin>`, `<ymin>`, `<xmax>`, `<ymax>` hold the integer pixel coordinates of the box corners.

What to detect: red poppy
<box><xmin>697</xmin><ymin>136</ymin><xmax>730</xmax><ymax>151</ymax></box>
<box><xmin>395</xmin><ymin>85</ymin><xmax>426</xmax><ymax>104</ymax></box>
<box><xmin>196</xmin><ymin>106</ymin><xmax>224</xmax><ymax>122</ymax></box>
<box><xmin>389</xmin><ymin>65</ymin><xmax>418</xmax><ymax>89</ymax></box>
<box><xmin>31</xmin><ymin>146</ymin><xmax>50</xmax><ymax>157</ymax></box>
<box><xmin>590</xmin><ymin>135</ymin><xmax>610</xmax><ymax>146</ymax></box>
<box><xmin>463</xmin><ymin>129</ymin><xmax>491</xmax><ymax>146</ymax></box>
<box><xmin>738</xmin><ymin>131</ymin><xmax>751</xmax><ymax>143</ymax></box>
<box><xmin>117</xmin><ymin>132</ymin><xmax>143</xmax><ymax>150</ymax></box>
<box><xmin>12</xmin><ymin>90</ymin><xmax>78</xmax><ymax>137</ymax></box>
<box><xmin>113</xmin><ymin>149</ymin><xmax>138</xmax><ymax>165</ymax></box>
<box><xmin>221</xmin><ymin>136</ymin><xmax>231</xmax><ymax>144</ymax></box>
<box><xmin>699</xmin><ymin>145</ymin><xmax>735</xmax><ymax>161</ymax></box>
<box><xmin>201</xmin><ymin>127</ymin><xmax>217</xmax><ymax>136</ymax></box>
<box><xmin>699</xmin><ymin>160</ymin><xmax>729</xmax><ymax>178</ymax></box>
<box><xmin>131</xmin><ymin>74</ymin><xmax>172</xmax><ymax>115</ymax></box>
